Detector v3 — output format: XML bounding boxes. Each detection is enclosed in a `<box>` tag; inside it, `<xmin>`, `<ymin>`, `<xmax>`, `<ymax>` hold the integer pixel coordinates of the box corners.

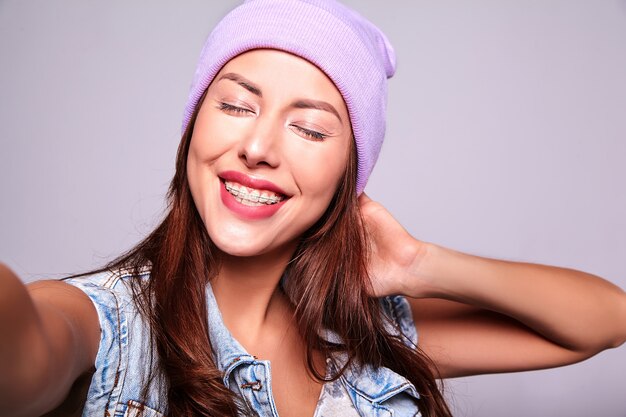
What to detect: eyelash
<box><xmin>218</xmin><ymin>102</ymin><xmax>252</xmax><ymax>114</ymax></box>
<box><xmin>218</xmin><ymin>102</ymin><xmax>327</xmax><ymax>141</ymax></box>
<box><xmin>291</xmin><ymin>125</ymin><xmax>327</xmax><ymax>141</ymax></box>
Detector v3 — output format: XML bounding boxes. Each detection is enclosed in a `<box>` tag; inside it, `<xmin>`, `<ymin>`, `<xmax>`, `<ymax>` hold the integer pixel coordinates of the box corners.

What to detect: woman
<box><xmin>1</xmin><ymin>1</ymin><xmax>625</xmax><ymax>416</ymax></box>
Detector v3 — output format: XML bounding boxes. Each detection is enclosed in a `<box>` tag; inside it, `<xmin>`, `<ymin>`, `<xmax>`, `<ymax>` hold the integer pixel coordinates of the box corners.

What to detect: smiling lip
<box><xmin>218</xmin><ymin>171</ymin><xmax>289</xmax><ymax>220</ymax></box>
<box><xmin>219</xmin><ymin>171</ymin><xmax>289</xmax><ymax>196</ymax></box>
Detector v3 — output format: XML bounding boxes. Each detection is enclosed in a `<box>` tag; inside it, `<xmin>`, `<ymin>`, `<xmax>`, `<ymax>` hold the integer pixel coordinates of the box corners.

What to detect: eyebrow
<box><xmin>218</xmin><ymin>72</ymin><xmax>263</xmax><ymax>97</ymax></box>
<box><xmin>291</xmin><ymin>99</ymin><xmax>343</xmax><ymax>125</ymax></box>
<box><xmin>217</xmin><ymin>72</ymin><xmax>343</xmax><ymax>124</ymax></box>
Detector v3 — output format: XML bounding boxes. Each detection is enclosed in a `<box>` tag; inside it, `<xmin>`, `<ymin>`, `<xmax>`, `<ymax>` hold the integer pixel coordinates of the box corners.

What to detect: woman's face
<box><xmin>187</xmin><ymin>49</ymin><xmax>352</xmax><ymax>257</ymax></box>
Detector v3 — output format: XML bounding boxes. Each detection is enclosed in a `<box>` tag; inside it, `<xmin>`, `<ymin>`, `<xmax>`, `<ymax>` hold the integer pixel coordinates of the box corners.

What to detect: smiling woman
<box><xmin>188</xmin><ymin>50</ymin><xmax>352</xmax><ymax>257</ymax></box>
<box><xmin>1</xmin><ymin>1</ymin><xmax>626</xmax><ymax>417</ymax></box>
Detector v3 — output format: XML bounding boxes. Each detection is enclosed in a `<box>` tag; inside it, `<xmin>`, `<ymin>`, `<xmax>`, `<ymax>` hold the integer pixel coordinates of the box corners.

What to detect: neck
<box><xmin>211</xmin><ymin>242</ymin><xmax>297</xmax><ymax>347</ymax></box>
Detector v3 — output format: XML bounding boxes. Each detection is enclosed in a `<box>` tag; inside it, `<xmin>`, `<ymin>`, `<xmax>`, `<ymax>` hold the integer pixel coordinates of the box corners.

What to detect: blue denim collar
<box><xmin>205</xmin><ymin>281</ymin><xmax>258</xmax><ymax>387</ymax></box>
<box><xmin>331</xmin><ymin>351</ymin><xmax>420</xmax><ymax>403</ymax></box>
<box><xmin>205</xmin><ymin>282</ymin><xmax>420</xmax><ymax>403</ymax></box>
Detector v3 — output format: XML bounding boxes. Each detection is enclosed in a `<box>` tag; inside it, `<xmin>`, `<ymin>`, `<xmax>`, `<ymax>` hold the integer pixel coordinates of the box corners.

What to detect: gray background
<box><xmin>1</xmin><ymin>1</ymin><xmax>624</xmax><ymax>416</ymax></box>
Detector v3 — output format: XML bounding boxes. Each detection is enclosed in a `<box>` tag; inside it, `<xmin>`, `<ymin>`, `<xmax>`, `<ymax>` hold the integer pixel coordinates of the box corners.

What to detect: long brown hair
<box><xmin>94</xmin><ymin>90</ymin><xmax>452</xmax><ymax>416</ymax></box>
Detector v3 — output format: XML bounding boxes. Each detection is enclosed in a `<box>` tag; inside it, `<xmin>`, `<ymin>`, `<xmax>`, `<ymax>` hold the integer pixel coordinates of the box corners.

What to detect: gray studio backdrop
<box><xmin>1</xmin><ymin>1</ymin><xmax>625</xmax><ymax>416</ymax></box>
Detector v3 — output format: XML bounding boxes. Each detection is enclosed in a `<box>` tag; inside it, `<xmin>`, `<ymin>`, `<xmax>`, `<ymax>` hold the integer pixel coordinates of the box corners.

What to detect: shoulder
<box><xmin>64</xmin><ymin>265</ymin><xmax>151</xmax><ymax>293</ymax></box>
<box><xmin>27</xmin><ymin>266</ymin><xmax>151</xmax><ymax>360</ymax></box>
<box><xmin>61</xmin><ymin>265</ymin><xmax>150</xmax><ymax>311</ymax></box>
<box><xmin>62</xmin><ymin>266</ymin><xmax>165</xmax><ymax>415</ymax></box>
<box><xmin>27</xmin><ymin>278</ymin><xmax>103</xmax><ymax>365</ymax></box>
<box><xmin>57</xmin><ymin>265</ymin><xmax>153</xmax><ymax>359</ymax></box>
<box><xmin>61</xmin><ymin>265</ymin><xmax>152</xmax><ymax>350</ymax></box>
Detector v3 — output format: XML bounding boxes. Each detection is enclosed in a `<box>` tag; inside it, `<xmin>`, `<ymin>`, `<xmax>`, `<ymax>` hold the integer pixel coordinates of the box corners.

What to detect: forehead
<box><xmin>214</xmin><ymin>49</ymin><xmax>347</xmax><ymax>109</ymax></box>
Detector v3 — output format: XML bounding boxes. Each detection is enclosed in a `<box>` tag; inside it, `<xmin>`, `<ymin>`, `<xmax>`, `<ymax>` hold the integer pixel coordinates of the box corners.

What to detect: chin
<box><xmin>214</xmin><ymin>242</ymin><xmax>266</xmax><ymax>258</ymax></box>
<box><xmin>206</xmin><ymin>226</ymin><xmax>277</xmax><ymax>258</ymax></box>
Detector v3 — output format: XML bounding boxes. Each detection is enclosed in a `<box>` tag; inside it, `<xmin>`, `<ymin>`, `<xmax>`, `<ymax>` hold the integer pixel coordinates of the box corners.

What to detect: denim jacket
<box><xmin>66</xmin><ymin>268</ymin><xmax>422</xmax><ymax>416</ymax></box>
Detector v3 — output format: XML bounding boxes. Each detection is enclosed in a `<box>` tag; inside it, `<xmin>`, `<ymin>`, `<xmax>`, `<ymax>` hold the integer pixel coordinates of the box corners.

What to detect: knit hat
<box><xmin>181</xmin><ymin>0</ymin><xmax>396</xmax><ymax>194</ymax></box>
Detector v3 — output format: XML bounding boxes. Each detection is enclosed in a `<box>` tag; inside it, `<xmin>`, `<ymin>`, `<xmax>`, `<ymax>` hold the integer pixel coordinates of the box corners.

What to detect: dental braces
<box><xmin>225</xmin><ymin>183</ymin><xmax>282</xmax><ymax>205</ymax></box>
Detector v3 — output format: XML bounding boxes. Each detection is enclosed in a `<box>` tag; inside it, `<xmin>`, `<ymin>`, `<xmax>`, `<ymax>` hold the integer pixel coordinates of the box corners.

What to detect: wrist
<box><xmin>401</xmin><ymin>242</ymin><xmax>468</xmax><ymax>299</ymax></box>
<box><xmin>399</xmin><ymin>241</ymin><xmax>441</xmax><ymax>298</ymax></box>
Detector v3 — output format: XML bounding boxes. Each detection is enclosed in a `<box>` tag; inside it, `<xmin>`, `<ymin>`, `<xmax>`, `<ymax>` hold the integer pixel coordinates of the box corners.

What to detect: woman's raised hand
<box><xmin>358</xmin><ymin>197</ymin><xmax>626</xmax><ymax>378</ymax></box>
<box><xmin>358</xmin><ymin>193</ymin><xmax>431</xmax><ymax>298</ymax></box>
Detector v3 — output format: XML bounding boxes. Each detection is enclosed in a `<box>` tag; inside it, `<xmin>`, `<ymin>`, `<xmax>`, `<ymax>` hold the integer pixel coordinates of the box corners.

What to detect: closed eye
<box><xmin>218</xmin><ymin>102</ymin><xmax>254</xmax><ymax>115</ymax></box>
<box><xmin>291</xmin><ymin>125</ymin><xmax>327</xmax><ymax>141</ymax></box>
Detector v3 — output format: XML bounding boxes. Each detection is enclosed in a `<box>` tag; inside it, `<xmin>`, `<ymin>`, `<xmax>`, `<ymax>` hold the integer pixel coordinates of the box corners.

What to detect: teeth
<box><xmin>224</xmin><ymin>181</ymin><xmax>284</xmax><ymax>206</ymax></box>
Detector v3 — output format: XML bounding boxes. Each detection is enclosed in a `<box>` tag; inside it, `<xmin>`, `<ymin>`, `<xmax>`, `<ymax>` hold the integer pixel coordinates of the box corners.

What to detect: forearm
<box><xmin>0</xmin><ymin>265</ymin><xmax>76</xmax><ymax>416</ymax></box>
<box><xmin>0</xmin><ymin>265</ymin><xmax>49</xmax><ymax>414</ymax></box>
<box><xmin>409</xmin><ymin>244</ymin><xmax>626</xmax><ymax>354</ymax></box>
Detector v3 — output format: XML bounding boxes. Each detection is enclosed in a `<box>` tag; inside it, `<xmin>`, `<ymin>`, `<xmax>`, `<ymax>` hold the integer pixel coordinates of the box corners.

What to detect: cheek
<box><xmin>186</xmin><ymin>134</ymin><xmax>212</xmax><ymax>200</ymax></box>
<box><xmin>189</xmin><ymin>114</ymin><xmax>233</xmax><ymax>162</ymax></box>
<box><xmin>186</xmin><ymin>116</ymin><xmax>233</xmax><ymax>215</ymax></box>
<box><xmin>291</xmin><ymin>144</ymin><xmax>348</xmax><ymax>204</ymax></box>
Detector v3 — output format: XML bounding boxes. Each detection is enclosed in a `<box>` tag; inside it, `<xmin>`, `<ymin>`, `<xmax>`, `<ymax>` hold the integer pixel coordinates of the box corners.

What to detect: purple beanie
<box><xmin>181</xmin><ymin>0</ymin><xmax>396</xmax><ymax>194</ymax></box>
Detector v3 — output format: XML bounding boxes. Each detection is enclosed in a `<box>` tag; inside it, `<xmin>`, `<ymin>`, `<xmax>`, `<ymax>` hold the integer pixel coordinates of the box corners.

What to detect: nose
<box><xmin>238</xmin><ymin>115</ymin><xmax>281</xmax><ymax>169</ymax></box>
